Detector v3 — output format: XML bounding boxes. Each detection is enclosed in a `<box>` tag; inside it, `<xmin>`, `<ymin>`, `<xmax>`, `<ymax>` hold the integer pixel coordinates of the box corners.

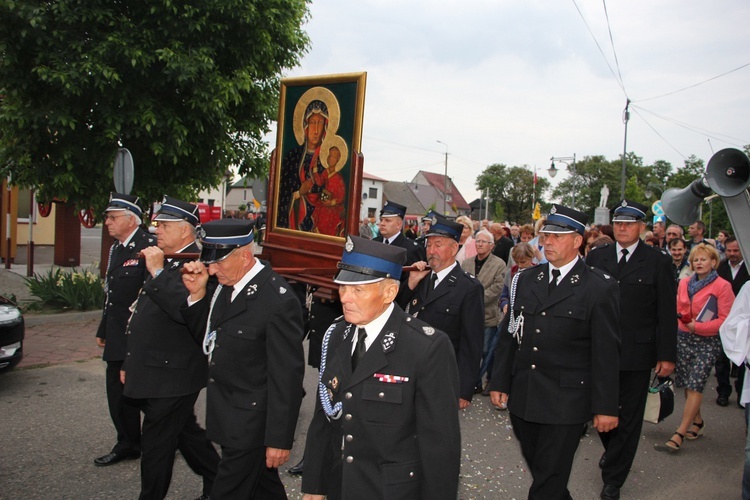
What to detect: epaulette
<box><xmin>588</xmin><ymin>266</ymin><xmax>615</xmax><ymax>282</ymax></box>
<box><xmin>402</xmin><ymin>315</ymin><xmax>439</xmax><ymax>338</ymax></box>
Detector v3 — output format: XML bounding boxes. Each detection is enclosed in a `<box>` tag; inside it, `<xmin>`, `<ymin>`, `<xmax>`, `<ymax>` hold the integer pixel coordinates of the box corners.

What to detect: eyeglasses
<box><xmin>475</xmin><ymin>240</ymin><xmax>493</xmax><ymax>245</ymax></box>
<box><xmin>104</xmin><ymin>214</ymin><xmax>131</xmax><ymax>222</ymax></box>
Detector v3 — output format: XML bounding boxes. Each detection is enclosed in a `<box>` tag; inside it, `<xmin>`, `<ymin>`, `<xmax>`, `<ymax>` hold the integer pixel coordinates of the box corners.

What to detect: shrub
<box><xmin>24</xmin><ymin>266</ymin><xmax>104</xmax><ymax>311</ymax></box>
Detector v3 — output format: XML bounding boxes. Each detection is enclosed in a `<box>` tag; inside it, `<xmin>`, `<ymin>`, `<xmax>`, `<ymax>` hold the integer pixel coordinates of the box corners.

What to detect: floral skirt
<box><xmin>676</xmin><ymin>331</ymin><xmax>722</xmax><ymax>392</ymax></box>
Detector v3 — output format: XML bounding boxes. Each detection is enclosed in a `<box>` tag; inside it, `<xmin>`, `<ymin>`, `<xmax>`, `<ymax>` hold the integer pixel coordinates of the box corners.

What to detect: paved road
<box><xmin>0</xmin><ymin>338</ymin><xmax>744</xmax><ymax>499</ymax></box>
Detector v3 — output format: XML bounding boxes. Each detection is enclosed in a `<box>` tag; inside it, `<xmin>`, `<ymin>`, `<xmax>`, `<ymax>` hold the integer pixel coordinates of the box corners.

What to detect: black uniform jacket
<box><xmin>123</xmin><ymin>243</ymin><xmax>208</xmax><ymax>399</ymax></box>
<box><xmin>97</xmin><ymin>228</ymin><xmax>155</xmax><ymax>361</ymax></box>
<box><xmin>374</xmin><ymin>232</ymin><xmax>426</xmax><ymax>265</ymax></box>
<box><xmin>490</xmin><ymin>259</ymin><xmax>621</xmax><ymax>423</ymax></box>
<box><xmin>586</xmin><ymin>241</ymin><xmax>677</xmax><ymax>371</ymax></box>
<box><xmin>182</xmin><ymin>263</ymin><xmax>305</xmax><ymax>450</ymax></box>
<box><xmin>302</xmin><ymin>306</ymin><xmax>461</xmax><ymax>500</ymax></box>
<box><xmin>396</xmin><ymin>262</ymin><xmax>484</xmax><ymax>400</ymax></box>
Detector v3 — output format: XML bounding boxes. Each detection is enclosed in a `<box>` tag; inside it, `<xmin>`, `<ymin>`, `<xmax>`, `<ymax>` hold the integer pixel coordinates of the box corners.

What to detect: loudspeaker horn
<box><xmin>662</xmin><ymin>179</ymin><xmax>713</xmax><ymax>226</ymax></box>
<box><xmin>705</xmin><ymin>148</ymin><xmax>750</xmax><ymax>197</ymax></box>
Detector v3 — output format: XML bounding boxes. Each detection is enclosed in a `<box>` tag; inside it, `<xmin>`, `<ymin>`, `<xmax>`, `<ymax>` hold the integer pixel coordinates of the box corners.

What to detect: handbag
<box><xmin>643</xmin><ymin>375</ymin><xmax>674</xmax><ymax>424</ymax></box>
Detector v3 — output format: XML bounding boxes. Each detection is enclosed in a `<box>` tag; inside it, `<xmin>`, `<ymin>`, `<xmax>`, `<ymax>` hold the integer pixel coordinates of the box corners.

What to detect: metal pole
<box><xmin>571</xmin><ymin>154</ymin><xmax>577</xmax><ymax>210</ymax></box>
<box><xmin>437</xmin><ymin>140</ymin><xmax>449</xmax><ymax>216</ymax></box>
<box><xmin>621</xmin><ymin>99</ymin><xmax>630</xmax><ymax>199</ymax></box>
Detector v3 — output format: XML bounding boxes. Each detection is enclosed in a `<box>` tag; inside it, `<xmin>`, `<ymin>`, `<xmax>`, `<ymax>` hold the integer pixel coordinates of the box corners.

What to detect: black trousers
<box><xmin>510</xmin><ymin>413</ymin><xmax>584</xmax><ymax>500</ymax></box>
<box><xmin>138</xmin><ymin>391</ymin><xmax>220</xmax><ymax>500</ymax></box>
<box><xmin>599</xmin><ymin>369</ymin><xmax>651</xmax><ymax>488</ymax></box>
<box><xmin>105</xmin><ymin>360</ymin><xmax>141</xmax><ymax>455</ymax></box>
<box><xmin>211</xmin><ymin>445</ymin><xmax>287</xmax><ymax>499</ymax></box>
<box><xmin>715</xmin><ymin>348</ymin><xmax>746</xmax><ymax>398</ymax></box>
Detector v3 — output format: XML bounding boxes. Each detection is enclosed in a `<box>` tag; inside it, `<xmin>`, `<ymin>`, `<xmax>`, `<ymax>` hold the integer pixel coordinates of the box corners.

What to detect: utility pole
<box><xmin>621</xmin><ymin>99</ymin><xmax>630</xmax><ymax>199</ymax></box>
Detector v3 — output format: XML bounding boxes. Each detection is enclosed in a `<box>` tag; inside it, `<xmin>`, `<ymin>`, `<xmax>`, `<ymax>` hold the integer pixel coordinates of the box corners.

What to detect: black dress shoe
<box><xmin>598</xmin><ymin>452</ymin><xmax>607</xmax><ymax>469</ymax></box>
<box><xmin>94</xmin><ymin>451</ymin><xmax>140</xmax><ymax>467</ymax></box>
<box><xmin>601</xmin><ymin>484</ymin><xmax>620</xmax><ymax>500</ymax></box>
<box><xmin>288</xmin><ymin>459</ymin><xmax>304</xmax><ymax>476</ymax></box>
<box><xmin>717</xmin><ymin>395</ymin><xmax>729</xmax><ymax>407</ymax></box>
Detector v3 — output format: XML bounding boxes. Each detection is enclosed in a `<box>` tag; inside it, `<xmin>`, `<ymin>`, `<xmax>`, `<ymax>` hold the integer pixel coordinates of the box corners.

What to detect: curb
<box><xmin>24</xmin><ymin>309</ymin><xmax>102</xmax><ymax>327</ymax></box>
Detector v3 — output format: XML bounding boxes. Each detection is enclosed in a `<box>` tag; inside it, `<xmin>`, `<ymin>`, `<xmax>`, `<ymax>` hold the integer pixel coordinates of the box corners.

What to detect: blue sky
<box><xmin>267</xmin><ymin>0</ymin><xmax>750</xmax><ymax>203</ymax></box>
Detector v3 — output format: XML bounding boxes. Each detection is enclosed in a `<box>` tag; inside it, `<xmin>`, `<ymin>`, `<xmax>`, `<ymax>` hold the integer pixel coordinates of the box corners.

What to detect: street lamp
<box><xmin>437</xmin><ymin>140</ymin><xmax>449</xmax><ymax>215</ymax></box>
<box><xmin>549</xmin><ymin>154</ymin><xmax>577</xmax><ymax>209</ymax></box>
<box><xmin>644</xmin><ymin>182</ymin><xmax>665</xmax><ymax>200</ymax></box>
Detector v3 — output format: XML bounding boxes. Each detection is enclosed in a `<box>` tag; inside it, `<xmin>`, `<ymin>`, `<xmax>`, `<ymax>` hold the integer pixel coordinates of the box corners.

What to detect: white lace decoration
<box><xmin>202</xmin><ymin>284</ymin><xmax>224</xmax><ymax>360</ymax></box>
<box><xmin>507</xmin><ymin>270</ymin><xmax>525</xmax><ymax>345</ymax></box>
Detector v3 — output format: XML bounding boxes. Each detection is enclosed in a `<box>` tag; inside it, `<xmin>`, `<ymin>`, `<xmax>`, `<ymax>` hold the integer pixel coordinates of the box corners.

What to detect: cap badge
<box><xmin>382</xmin><ymin>331</ymin><xmax>397</xmax><ymax>352</ymax></box>
<box><xmin>550</xmin><ymin>206</ymin><xmax>557</xmax><ymax>215</ymax></box>
<box><xmin>422</xmin><ymin>326</ymin><xmax>435</xmax><ymax>336</ymax></box>
<box><xmin>345</xmin><ymin>236</ymin><xmax>354</xmax><ymax>252</ymax></box>
<box><xmin>621</xmin><ymin>200</ymin><xmax>628</xmax><ymax>207</ymax></box>
<box><xmin>197</xmin><ymin>227</ymin><xmax>206</xmax><ymax>240</ymax></box>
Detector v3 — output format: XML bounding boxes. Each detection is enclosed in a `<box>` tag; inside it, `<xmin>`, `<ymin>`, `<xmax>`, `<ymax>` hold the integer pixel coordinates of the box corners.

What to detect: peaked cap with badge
<box><xmin>425</xmin><ymin>214</ymin><xmax>463</xmax><ymax>242</ymax></box>
<box><xmin>105</xmin><ymin>192</ymin><xmax>143</xmax><ymax>218</ymax></box>
<box><xmin>379</xmin><ymin>201</ymin><xmax>407</xmax><ymax>219</ymax></box>
<box><xmin>153</xmin><ymin>195</ymin><xmax>200</xmax><ymax>227</ymax></box>
<box><xmin>611</xmin><ymin>199</ymin><xmax>648</xmax><ymax>222</ymax></box>
<box><xmin>541</xmin><ymin>204</ymin><xmax>588</xmax><ymax>236</ymax></box>
<box><xmin>335</xmin><ymin>235</ymin><xmax>407</xmax><ymax>285</ymax></box>
<box><xmin>198</xmin><ymin>219</ymin><xmax>255</xmax><ymax>264</ymax></box>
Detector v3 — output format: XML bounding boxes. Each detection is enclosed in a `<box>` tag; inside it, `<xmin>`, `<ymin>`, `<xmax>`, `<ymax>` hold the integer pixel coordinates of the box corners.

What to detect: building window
<box><xmin>368</xmin><ymin>187</ymin><xmax>378</xmax><ymax>198</ymax></box>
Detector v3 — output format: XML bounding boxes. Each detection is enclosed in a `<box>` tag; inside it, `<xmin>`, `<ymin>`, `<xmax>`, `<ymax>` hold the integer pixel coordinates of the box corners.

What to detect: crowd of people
<box><xmin>94</xmin><ymin>192</ymin><xmax>749</xmax><ymax>499</ymax></box>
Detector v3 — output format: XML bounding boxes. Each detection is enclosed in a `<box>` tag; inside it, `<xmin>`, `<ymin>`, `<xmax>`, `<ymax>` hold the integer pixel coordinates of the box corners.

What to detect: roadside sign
<box><xmin>113</xmin><ymin>148</ymin><xmax>134</xmax><ymax>195</ymax></box>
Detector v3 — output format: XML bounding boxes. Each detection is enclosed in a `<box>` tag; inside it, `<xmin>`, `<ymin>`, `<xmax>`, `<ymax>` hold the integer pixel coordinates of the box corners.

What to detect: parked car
<box><xmin>0</xmin><ymin>295</ymin><xmax>24</xmax><ymax>371</ymax></box>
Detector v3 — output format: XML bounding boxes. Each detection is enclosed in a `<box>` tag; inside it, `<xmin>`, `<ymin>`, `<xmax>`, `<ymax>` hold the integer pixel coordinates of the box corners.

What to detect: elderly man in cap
<box><xmin>181</xmin><ymin>219</ymin><xmax>305</xmax><ymax>499</ymax></box>
<box><xmin>94</xmin><ymin>193</ymin><xmax>155</xmax><ymax>467</ymax></box>
<box><xmin>397</xmin><ymin>214</ymin><xmax>485</xmax><ymax>409</ymax></box>
<box><xmin>374</xmin><ymin>201</ymin><xmax>426</xmax><ymax>265</ymax></box>
<box><xmin>587</xmin><ymin>199</ymin><xmax>676</xmax><ymax>500</ymax></box>
<box><xmin>301</xmin><ymin>236</ymin><xmax>460</xmax><ymax>500</ymax></box>
<box><xmin>490</xmin><ymin>204</ymin><xmax>621</xmax><ymax>500</ymax></box>
<box><xmin>121</xmin><ymin>196</ymin><xmax>220</xmax><ymax>500</ymax></box>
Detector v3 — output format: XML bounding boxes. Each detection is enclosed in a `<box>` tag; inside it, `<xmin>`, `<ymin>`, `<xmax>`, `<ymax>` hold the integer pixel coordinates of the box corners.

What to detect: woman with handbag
<box><xmin>656</xmin><ymin>243</ymin><xmax>734</xmax><ymax>453</ymax></box>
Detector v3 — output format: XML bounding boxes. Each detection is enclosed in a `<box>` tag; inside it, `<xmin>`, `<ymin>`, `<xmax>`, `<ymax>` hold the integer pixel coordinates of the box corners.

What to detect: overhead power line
<box><xmin>635</xmin><ymin>62</ymin><xmax>750</xmax><ymax>103</ymax></box>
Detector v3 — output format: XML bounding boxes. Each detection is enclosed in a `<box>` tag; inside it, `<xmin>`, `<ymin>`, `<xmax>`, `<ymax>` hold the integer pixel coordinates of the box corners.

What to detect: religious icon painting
<box><xmin>269</xmin><ymin>72</ymin><xmax>366</xmax><ymax>241</ymax></box>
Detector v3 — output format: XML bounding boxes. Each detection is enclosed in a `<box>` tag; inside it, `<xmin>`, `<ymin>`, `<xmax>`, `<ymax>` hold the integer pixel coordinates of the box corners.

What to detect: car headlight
<box><xmin>0</xmin><ymin>304</ymin><xmax>23</xmax><ymax>326</ymax></box>
<box><xmin>0</xmin><ymin>341</ymin><xmax>21</xmax><ymax>358</ymax></box>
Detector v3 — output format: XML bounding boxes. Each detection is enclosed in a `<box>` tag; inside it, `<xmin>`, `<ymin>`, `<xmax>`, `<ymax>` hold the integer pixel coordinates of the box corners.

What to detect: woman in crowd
<box><xmin>586</xmin><ymin>235</ymin><xmax>614</xmax><ymax>256</ymax></box>
<box><xmin>715</xmin><ymin>229</ymin><xmax>730</xmax><ymax>260</ymax></box>
<box><xmin>455</xmin><ymin>215</ymin><xmax>477</xmax><ymax>263</ymax></box>
<box><xmin>657</xmin><ymin>243</ymin><xmax>734</xmax><ymax>453</ymax></box>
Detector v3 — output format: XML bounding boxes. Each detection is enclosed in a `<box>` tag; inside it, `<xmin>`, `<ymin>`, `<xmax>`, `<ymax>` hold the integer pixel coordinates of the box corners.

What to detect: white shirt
<box><xmin>432</xmin><ymin>261</ymin><xmax>458</xmax><ymax>288</ymax></box>
<box><xmin>719</xmin><ymin>281</ymin><xmax>750</xmax><ymax>407</ymax></box>
<box><xmin>549</xmin><ymin>257</ymin><xmax>580</xmax><ymax>286</ymax></box>
<box><xmin>615</xmin><ymin>241</ymin><xmax>639</xmax><ymax>263</ymax></box>
<box><xmin>230</xmin><ymin>259</ymin><xmax>264</xmax><ymax>302</ymax></box>
<box><xmin>350</xmin><ymin>302</ymin><xmax>395</xmax><ymax>355</ymax></box>
<box><xmin>729</xmin><ymin>260</ymin><xmax>746</xmax><ymax>280</ymax></box>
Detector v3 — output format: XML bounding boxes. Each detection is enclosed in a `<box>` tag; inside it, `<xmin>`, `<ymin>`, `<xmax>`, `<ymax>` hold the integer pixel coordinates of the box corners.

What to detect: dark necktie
<box><xmin>426</xmin><ymin>273</ymin><xmax>438</xmax><ymax>297</ymax></box>
<box><xmin>618</xmin><ymin>248</ymin><xmax>629</xmax><ymax>272</ymax></box>
<box><xmin>352</xmin><ymin>328</ymin><xmax>367</xmax><ymax>371</ymax></box>
<box><xmin>384</xmin><ymin>239</ymin><xmax>389</xmax><ymax>245</ymax></box>
<box><xmin>549</xmin><ymin>269</ymin><xmax>561</xmax><ymax>294</ymax></box>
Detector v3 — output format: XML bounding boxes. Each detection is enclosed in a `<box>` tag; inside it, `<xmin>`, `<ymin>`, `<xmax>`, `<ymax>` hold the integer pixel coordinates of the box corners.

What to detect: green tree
<box><xmin>0</xmin><ymin>0</ymin><xmax>310</xmax><ymax>213</ymax></box>
<box><xmin>476</xmin><ymin>164</ymin><xmax>550</xmax><ymax>224</ymax></box>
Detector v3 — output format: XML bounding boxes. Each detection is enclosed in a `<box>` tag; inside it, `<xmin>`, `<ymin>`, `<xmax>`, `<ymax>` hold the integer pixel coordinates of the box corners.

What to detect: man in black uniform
<box><xmin>122</xmin><ymin>196</ymin><xmax>220</xmax><ymax>500</ymax></box>
<box><xmin>181</xmin><ymin>219</ymin><xmax>305</xmax><ymax>498</ymax></box>
<box><xmin>397</xmin><ymin>215</ymin><xmax>484</xmax><ymax>409</ymax></box>
<box><xmin>373</xmin><ymin>201</ymin><xmax>426</xmax><ymax>264</ymax></box>
<box><xmin>715</xmin><ymin>236</ymin><xmax>749</xmax><ymax>406</ymax></box>
<box><xmin>94</xmin><ymin>193</ymin><xmax>155</xmax><ymax>467</ymax></box>
<box><xmin>587</xmin><ymin>200</ymin><xmax>677</xmax><ymax>500</ymax></box>
<box><xmin>301</xmin><ymin>236</ymin><xmax>461</xmax><ymax>500</ymax></box>
<box><xmin>490</xmin><ymin>204</ymin><xmax>621</xmax><ymax>500</ymax></box>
